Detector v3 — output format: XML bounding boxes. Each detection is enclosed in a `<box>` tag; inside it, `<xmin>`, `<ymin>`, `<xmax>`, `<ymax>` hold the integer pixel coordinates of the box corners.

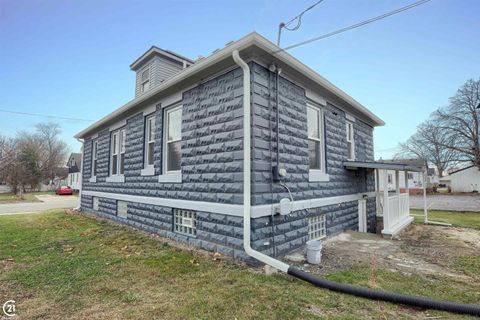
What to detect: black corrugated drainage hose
<box><xmin>288</xmin><ymin>266</ymin><xmax>480</xmax><ymax>317</ymax></box>
<box><xmin>232</xmin><ymin>48</ymin><xmax>480</xmax><ymax>318</ymax></box>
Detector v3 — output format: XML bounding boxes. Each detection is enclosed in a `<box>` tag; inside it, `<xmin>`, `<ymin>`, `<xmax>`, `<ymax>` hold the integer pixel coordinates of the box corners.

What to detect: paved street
<box><xmin>410</xmin><ymin>194</ymin><xmax>480</xmax><ymax>212</ymax></box>
<box><xmin>0</xmin><ymin>195</ymin><xmax>78</xmax><ymax>215</ymax></box>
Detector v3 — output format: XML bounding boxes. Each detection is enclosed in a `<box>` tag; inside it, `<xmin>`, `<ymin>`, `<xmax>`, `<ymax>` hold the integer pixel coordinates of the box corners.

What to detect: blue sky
<box><xmin>1</xmin><ymin>0</ymin><xmax>479</xmax><ymax>159</ymax></box>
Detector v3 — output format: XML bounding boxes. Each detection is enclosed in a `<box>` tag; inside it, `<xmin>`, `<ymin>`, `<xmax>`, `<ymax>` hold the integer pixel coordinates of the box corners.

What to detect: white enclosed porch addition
<box><xmin>344</xmin><ymin>161</ymin><xmax>428</xmax><ymax>238</ymax></box>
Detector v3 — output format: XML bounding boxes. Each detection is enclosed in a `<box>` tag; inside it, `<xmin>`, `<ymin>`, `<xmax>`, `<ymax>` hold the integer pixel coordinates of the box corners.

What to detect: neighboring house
<box><xmin>439</xmin><ymin>166</ymin><xmax>480</xmax><ymax>193</ymax></box>
<box><xmin>376</xmin><ymin>159</ymin><xmax>436</xmax><ymax>194</ymax></box>
<box><xmin>75</xmin><ymin>32</ymin><xmax>390</xmax><ymax>262</ymax></box>
<box><xmin>67</xmin><ymin>153</ymin><xmax>82</xmax><ymax>190</ymax></box>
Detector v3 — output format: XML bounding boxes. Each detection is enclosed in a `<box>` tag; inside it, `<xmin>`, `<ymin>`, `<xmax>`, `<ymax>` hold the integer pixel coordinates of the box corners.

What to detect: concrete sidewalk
<box><xmin>0</xmin><ymin>195</ymin><xmax>78</xmax><ymax>215</ymax></box>
<box><xmin>410</xmin><ymin>194</ymin><xmax>480</xmax><ymax>212</ymax></box>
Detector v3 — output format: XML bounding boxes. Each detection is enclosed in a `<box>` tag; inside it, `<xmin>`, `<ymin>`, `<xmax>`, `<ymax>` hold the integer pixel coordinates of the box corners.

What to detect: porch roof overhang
<box><xmin>343</xmin><ymin>161</ymin><xmax>424</xmax><ymax>172</ymax></box>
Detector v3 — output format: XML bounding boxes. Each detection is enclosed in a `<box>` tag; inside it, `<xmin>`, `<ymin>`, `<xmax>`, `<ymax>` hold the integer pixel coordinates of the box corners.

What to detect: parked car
<box><xmin>55</xmin><ymin>186</ymin><xmax>73</xmax><ymax>195</ymax></box>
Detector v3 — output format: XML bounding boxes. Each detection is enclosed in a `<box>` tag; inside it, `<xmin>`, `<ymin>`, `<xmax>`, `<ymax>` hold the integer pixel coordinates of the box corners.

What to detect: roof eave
<box><xmin>129</xmin><ymin>46</ymin><xmax>194</xmax><ymax>71</ymax></box>
<box><xmin>76</xmin><ymin>32</ymin><xmax>384</xmax><ymax>139</ymax></box>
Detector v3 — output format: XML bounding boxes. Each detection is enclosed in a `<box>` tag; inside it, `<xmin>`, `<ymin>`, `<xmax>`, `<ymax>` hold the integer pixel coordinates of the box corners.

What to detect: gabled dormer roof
<box><xmin>130</xmin><ymin>46</ymin><xmax>194</xmax><ymax>71</ymax></box>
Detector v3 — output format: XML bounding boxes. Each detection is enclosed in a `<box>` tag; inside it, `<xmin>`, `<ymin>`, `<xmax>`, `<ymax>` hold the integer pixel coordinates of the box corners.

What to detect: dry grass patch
<box><xmin>1</xmin><ymin>210</ymin><xmax>479</xmax><ymax>319</ymax></box>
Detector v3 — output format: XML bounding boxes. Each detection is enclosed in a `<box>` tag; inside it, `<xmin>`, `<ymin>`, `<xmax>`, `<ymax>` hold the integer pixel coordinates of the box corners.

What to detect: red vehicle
<box><xmin>55</xmin><ymin>186</ymin><xmax>74</xmax><ymax>195</ymax></box>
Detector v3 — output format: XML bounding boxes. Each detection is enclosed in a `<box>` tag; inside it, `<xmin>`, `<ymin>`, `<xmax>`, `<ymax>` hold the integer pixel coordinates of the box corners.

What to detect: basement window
<box><xmin>174</xmin><ymin>209</ymin><xmax>196</xmax><ymax>236</ymax></box>
<box><xmin>92</xmin><ymin>197</ymin><xmax>99</xmax><ymax>211</ymax></box>
<box><xmin>308</xmin><ymin>215</ymin><xmax>326</xmax><ymax>240</ymax></box>
<box><xmin>117</xmin><ymin>201</ymin><xmax>128</xmax><ymax>219</ymax></box>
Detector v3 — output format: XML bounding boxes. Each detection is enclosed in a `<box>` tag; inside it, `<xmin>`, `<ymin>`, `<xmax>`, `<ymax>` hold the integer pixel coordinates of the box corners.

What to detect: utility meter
<box><xmin>277</xmin><ymin>198</ymin><xmax>292</xmax><ymax>215</ymax></box>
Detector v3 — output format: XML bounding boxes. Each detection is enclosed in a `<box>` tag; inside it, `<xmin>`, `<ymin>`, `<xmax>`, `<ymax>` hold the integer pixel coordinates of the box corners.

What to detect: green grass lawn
<box><xmin>0</xmin><ymin>191</ymin><xmax>57</xmax><ymax>204</ymax></box>
<box><xmin>412</xmin><ymin>209</ymin><xmax>480</xmax><ymax>230</ymax></box>
<box><xmin>1</xmin><ymin>210</ymin><xmax>478</xmax><ymax>319</ymax></box>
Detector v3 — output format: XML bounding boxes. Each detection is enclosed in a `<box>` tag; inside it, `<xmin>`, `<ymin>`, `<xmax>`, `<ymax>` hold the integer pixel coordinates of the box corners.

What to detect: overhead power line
<box><xmin>277</xmin><ymin>0</ymin><xmax>326</xmax><ymax>45</ymax></box>
<box><xmin>274</xmin><ymin>0</ymin><xmax>431</xmax><ymax>53</ymax></box>
<box><xmin>0</xmin><ymin>109</ymin><xmax>94</xmax><ymax>122</ymax></box>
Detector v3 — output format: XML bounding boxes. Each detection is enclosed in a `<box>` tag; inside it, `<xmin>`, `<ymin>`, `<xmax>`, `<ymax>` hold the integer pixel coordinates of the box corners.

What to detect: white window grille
<box><xmin>308</xmin><ymin>215</ymin><xmax>326</xmax><ymax>240</ymax></box>
<box><xmin>346</xmin><ymin>120</ymin><xmax>355</xmax><ymax>160</ymax></box>
<box><xmin>92</xmin><ymin>140</ymin><xmax>98</xmax><ymax>177</ymax></box>
<box><xmin>120</xmin><ymin>129</ymin><xmax>126</xmax><ymax>175</ymax></box>
<box><xmin>117</xmin><ymin>201</ymin><xmax>128</xmax><ymax>218</ymax></box>
<box><xmin>110</xmin><ymin>128</ymin><xmax>126</xmax><ymax>176</ymax></box>
<box><xmin>93</xmin><ymin>197</ymin><xmax>99</xmax><ymax>211</ymax></box>
<box><xmin>307</xmin><ymin>104</ymin><xmax>325</xmax><ymax>171</ymax></box>
<box><xmin>141</xmin><ymin>68</ymin><xmax>150</xmax><ymax>93</ymax></box>
<box><xmin>164</xmin><ymin>105</ymin><xmax>182</xmax><ymax>172</ymax></box>
<box><xmin>174</xmin><ymin>209</ymin><xmax>196</xmax><ymax>236</ymax></box>
<box><xmin>145</xmin><ymin>114</ymin><xmax>156</xmax><ymax>167</ymax></box>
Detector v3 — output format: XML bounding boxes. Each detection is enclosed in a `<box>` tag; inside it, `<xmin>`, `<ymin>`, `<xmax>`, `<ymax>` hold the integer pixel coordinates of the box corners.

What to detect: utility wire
<box><xmin>283</xmin><ymin>0</ymin><xmax>325</xmax><ymax>30</ymax></box>
<box><xmin>275</xmin><ymin>0</ymin><xmax>431</xmax><ymax>53</ymax></box>
<box><xmin>277</xmin><ymin>0</ymin><xmax>326</xmax><ymax>45</ymax></box>
<box><xmin>0</xmin><ymin>109</ymin><xmax>94</xmax><ymax>122</ymax></box>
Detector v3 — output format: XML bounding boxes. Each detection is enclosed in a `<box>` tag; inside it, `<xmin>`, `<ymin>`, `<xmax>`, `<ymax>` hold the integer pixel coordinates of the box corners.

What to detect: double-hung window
<box><xmin>307</xmin><ymin>103</ymin><xmax>328</xmax><ymax>182</ymax></box>
<box><xmin>92</xmin><ymin>140</ymin><xmax>98</xmax><ymax>177</ymax></box>
<box><xmin>141</xmin><ymin>68</ymin><xmax>150</xmax><ymax>93</ymax></box>
<box><xmin>145</xmin><ymin>114</ymin><xmax>156</xmax><ymax>167</ymax></box>
<box><xmin>307</xmin><ymin>104</ymin><xmax>324</xmax><ymax>170</ymax></box>
<box><xmin>110</xmin><ymin>128</ymin><xmax>126</xmax><ymax>176</ymax></box>
<box><xmin>164</xmin><ymin>105</ymin><xmax>182</xmax><ymax>173</ymax></box>
<box><xmin>346</xmin><ymin>120</ymin><xmax>355</xmax><ymax>160</ymax></box>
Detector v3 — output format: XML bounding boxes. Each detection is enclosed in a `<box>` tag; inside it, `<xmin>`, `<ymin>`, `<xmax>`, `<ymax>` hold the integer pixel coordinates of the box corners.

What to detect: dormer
<box><xmin>130</xmin><ymin>46</ymin><xmax>194</xmax><ymax>97</ymax></box>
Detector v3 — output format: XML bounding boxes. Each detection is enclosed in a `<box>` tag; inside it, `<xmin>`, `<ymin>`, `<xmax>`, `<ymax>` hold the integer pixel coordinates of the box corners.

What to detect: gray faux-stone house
<box><xmin>75</xmin><ymin>32</ymin><xmax>387</xmax><ymax>262</ymax></box>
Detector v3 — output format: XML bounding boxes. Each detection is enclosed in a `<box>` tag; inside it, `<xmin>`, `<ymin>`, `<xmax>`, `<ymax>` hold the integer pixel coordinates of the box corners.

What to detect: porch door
<box><xmin>358</xmin><ymin>199</ymin><xmax>367</xmax><ymax>232</ymax></box>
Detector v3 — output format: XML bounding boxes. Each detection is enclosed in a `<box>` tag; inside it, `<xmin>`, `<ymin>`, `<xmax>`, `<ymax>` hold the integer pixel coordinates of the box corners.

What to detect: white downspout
<box><xmin>232</xmin><ymin>50</ymin><xmax>289</xmax><ymax>273</ymax></box>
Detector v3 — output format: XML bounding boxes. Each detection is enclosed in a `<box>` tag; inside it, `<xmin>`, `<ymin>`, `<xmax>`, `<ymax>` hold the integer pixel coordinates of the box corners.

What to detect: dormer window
<box><xmin>141</xmin><ymin>68</ymin><xmax>150</xmax><ymax>93</ymax></box>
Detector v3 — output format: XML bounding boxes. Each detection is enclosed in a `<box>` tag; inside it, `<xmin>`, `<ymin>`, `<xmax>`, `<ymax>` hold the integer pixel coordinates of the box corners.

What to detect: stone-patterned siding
<box><xmin>250</xmin><ymin>63</ymin><xmax>376</xmax><ymax>206</ymax></box>
<box><xmin>80</xmin><ymin>62</ymin><xmax>378</xmax><ymax>262</ymax></box>
<box><xmin>82</xmin><ymin>68</ymin><xmax>244</xmax><ymax>203</ymax></box>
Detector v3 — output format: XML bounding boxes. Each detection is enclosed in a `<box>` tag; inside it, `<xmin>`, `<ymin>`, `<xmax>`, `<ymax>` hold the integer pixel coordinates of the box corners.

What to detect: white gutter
<box><xmin>232</xmin><ymin>50</ymin><xmax>289</xmax><ymax>273</ymax></box>
<box><xmin>76</xmin><ymin>32</ymin><xmax>383</xmax><ymax>139</ymax></box>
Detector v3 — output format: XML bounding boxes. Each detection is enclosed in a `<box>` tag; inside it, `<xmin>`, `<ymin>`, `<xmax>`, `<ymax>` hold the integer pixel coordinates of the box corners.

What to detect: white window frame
<box><xmin>142</xmin><ymin>114</ymin><xmax>156</xmax><ymax>175</ymax></box>
<box><xmin>307</xmin><ymin>103</ymin><xmax>329</xmax><ymax>182</ymax></box>
<box><xmin>91</xmin><ymin>140</ymin><xmax>98</xmax><ymax>178</ymax></box>
<box><xmin>107</xmin><ymin>128</ymin><xmax>126</xmax><ymax>182</ymax></box>
<box><xmin>346</xmin><ymin>120</ymin><xmax>355</xmax><ymax>161</ymax></box>
<box><xmin>163</xmin><ymin>105</ymin><xmax>182</xmax><ymax>174</ymax></box>
<box><xmin>140</xmin><ymin>68</ymin><xmax>150</xmax><ymax>93</ymax></box>
<box><xmin>308</xmin><ymin>215</ymin><xmax>326</xmax><ymax>240</ymax></box>
<box><xmin>110</xmin><ymin>131</ymin><xmax>119</xmax><ymax>176</ymax></box>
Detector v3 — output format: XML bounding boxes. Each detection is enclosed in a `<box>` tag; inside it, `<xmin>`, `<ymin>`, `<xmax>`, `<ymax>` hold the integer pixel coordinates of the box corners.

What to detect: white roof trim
<box><xmin>75</xmin><ymin>32</ymin><xmax>384</xmax><ymax>139</ymax></box>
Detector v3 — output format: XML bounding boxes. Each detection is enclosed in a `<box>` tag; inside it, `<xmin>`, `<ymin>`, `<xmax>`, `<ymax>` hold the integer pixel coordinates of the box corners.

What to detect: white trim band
<box><xmin>81</xmin><ymin>190</ymin><xmax>376</xmax><ymax>218</ymax></box>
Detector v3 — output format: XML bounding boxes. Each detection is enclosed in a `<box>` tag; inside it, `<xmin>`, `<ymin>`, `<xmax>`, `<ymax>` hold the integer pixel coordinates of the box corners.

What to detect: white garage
<box><xmin>440</xmin><ymin>166</ymin><xmax>480</xmax><ymax>193</ymax></box>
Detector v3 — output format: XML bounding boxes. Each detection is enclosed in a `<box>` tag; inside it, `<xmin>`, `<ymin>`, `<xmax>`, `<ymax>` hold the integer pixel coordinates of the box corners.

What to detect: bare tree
<box><xmin>433</xmin><ymin>78</ymin><xmax>480</xmax><ymax>168</ymax></box>
<box><xmin>0</xmin><ymin>123</ymin><xmax>70</xmax><ymax>194</ymax></box>
<box><xmin>0</xmin><ymin>136</ymin><xmax>21</xmax><ymax>194</ymax></box>
<box><xmin>396</xmin><ymin>120</ymin><xmax>458</xmax><ymax>176</ymax></box>
<box><xmin>35</xmin><ymin>122</ymin><xmax>69</xmax><ymax>184</ymax></box>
